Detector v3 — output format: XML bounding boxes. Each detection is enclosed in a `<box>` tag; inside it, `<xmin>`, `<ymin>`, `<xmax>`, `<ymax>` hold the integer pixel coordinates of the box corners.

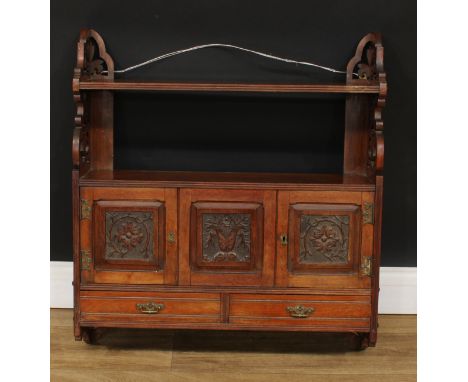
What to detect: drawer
<box><xmin>80</xmin><ymin>291</ymin><xmax>222</xmax><ymax>325</ymax></box>
<box><xmin>229</xmin><ymin>294</ymin><xmax>371</xmax><ymax>331</ymax></box>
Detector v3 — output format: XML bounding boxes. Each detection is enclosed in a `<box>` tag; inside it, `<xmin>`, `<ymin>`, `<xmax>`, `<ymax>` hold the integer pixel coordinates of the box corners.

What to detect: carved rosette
<box><xmin>299</xmin><ymin>215</ymin><xmax>349</xmax><ymax>264</ymax></box>
<box><xmin>105</xmin><ymin>212</ymin><xmax>154</xmax><ymax>260</ymax></box>
<box><xmin>202</xmin><ymin>214</ymin><xmax>251</xmax><ymax>262</ymax></box>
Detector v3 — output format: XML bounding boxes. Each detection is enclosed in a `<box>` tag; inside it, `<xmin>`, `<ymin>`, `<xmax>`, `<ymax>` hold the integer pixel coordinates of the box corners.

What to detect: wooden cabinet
<box><xmin>72</xmin><ymin>30</ymin><xmax>386</xmax><ymax>349</ymax></box>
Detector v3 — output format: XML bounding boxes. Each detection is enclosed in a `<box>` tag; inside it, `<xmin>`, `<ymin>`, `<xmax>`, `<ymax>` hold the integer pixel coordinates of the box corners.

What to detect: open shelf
<box><xmin>79</xmin><ymin>170</ymin><xmax>375</xmax><ymax>191</ymax></box>
<box><xmin>79</xmin><ymin>80</ymin><xmax>380</xmax><ymax>94</ymax></box>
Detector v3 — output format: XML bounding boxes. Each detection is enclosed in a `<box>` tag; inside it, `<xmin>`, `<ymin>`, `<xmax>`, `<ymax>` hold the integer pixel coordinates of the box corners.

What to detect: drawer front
<box><xmin>80</xmin><ymin>291</ymin><xmax>221</xmax><ymax>324</ymax></box>
<box><xmin>229</xmin><ymin>294</ymin><xmax>371</xmax><ymax>331</ymax></box>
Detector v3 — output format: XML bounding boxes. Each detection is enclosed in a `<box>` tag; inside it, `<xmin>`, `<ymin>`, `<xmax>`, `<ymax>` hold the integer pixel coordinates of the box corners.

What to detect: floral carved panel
<box><xmin>105</xmin><ymin>212</ymin><xmax>154</xmax><ymax>260</ymax></box>
<box><xmin>299</xmin><ymin>215</ymin><xmax>349</xmax><ymax>264</ymax></box>
<box><xmin>202</xmin><ymin>214</ymin><xmax>251</xmax><ymax>263</ymax></box>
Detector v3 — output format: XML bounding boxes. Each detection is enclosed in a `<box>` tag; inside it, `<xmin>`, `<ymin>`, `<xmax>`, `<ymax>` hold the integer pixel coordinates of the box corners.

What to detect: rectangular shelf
<box><xmin>79</xmin><ymin>170</ymin><xmax>375</xmax><ymax>191</ymax></box>
<box><xmin>79</xmin><ymin>80</ymin><xmax>380</xmax><ymax>94</ymax></box>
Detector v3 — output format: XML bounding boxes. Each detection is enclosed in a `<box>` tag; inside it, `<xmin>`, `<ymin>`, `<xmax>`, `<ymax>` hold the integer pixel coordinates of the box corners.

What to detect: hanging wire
<box><xmin>105</xmin><ymin>43</ymin><xmax>354</xmax><ymax>76</ymax></box>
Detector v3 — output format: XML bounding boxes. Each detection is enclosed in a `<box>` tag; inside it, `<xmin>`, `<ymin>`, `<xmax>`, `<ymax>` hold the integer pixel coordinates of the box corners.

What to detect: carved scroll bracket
<box><xmin>346</xmin><ymin>33</ymin><xmax>387</xmax><ymax>177</ymax></box>
<box><xmin>72</xmin><ymin>30</ymin><xmax>114</xmax><ymax>174</ymax></box>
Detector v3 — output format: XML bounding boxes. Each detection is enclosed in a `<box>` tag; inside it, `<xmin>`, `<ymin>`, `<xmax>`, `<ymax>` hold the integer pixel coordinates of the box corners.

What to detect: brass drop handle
<box><xmin>280</xmin><ymin>233</ymin><xmax>288</xmax><ymax>246</ymax></box>
<box><xmin>286</xmin><ymin>305</ymin><xmax>314</xmax><ymax>318</ymax></box>
<box><xmin>136</xmin><ymin>302</ymin><xmax>165</xmax><ymax>314</ymax></box>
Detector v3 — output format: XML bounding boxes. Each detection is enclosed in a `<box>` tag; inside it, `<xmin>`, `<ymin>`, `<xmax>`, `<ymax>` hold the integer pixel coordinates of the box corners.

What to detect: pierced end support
<box><xmin>76</xmin><ymin>29</ymin><xmax>114</xmax><ymax>80</ymax></box>
<box><xmin>346</xmin><ymin>33</ymin><xmax>384</xmax><ymax>84</ymax></box>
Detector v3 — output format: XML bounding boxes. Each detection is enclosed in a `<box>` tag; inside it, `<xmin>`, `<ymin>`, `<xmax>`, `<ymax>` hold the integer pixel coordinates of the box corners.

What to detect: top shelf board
<box><xmin>79</xmin><ymin>170</ymin><xmax>376</xmax><ymax>191</ymax></box>
<box><xmin>79</xmin><ymin>80</ymin><xmax>380</xmax><ymax>94</ymax></box>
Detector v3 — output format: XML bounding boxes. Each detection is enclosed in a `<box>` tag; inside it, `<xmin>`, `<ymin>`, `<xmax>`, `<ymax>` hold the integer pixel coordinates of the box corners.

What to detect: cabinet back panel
<box><xmin>114</xmin><ymin>93</ymin><xmax>345</xmax><ymax>173</ymax></box>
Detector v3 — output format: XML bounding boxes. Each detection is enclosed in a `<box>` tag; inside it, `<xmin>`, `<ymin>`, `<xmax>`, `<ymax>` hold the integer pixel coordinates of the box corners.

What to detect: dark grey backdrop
<box><xmin>51</xmin><ymin>0</ymin><xmax>416</xmax><ymax>266</ymax></box>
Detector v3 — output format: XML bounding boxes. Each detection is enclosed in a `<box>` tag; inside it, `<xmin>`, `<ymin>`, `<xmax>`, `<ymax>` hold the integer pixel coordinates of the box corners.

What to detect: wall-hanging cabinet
<box><xmin>72</xmin><ymin>30</ymin><xmax>386</xmax><ymax>349</ymax></box>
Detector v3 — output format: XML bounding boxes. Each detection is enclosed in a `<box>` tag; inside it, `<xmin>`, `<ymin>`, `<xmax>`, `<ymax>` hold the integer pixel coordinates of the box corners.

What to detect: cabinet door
<box><xmin>80</xmin><ymin>187</ymin><xmax>177</xmax><ymax>285</ymax></box>
<box><xmin>276</xmin><ymin>191</ymin><xmax>373</xmax><ymax>289</ymax></box>
<box><xmin>179</xmin><ymin>189</ymin><xmax>276</xmax><ymax>287</ymax></box>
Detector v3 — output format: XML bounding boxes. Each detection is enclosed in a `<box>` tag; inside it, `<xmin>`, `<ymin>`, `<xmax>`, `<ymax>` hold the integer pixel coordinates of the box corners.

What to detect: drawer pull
<box><xmin>136</xmin><ymin>302</ymin><xmax>165</xmax><ymax>314</ymax></box>
<box><xmin>286</xmin><ymin>305</ymin><xmax>314</xmax><ymax>318</ymax></box>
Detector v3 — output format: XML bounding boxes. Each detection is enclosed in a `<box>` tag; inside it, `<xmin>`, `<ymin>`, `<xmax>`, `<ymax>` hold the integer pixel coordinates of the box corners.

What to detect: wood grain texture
<box><xmin>79</xmin><ymin>81</ymin><xmax>380</xmax><ymax>93</ymax></box>
<box><xmin>72</xmin><ymin>170</ymin><xmax>81</xmax><ymax>338</ymax></box>
<box><xmin>51</xmin><ymin>309</ymin><xmax>416</xmax><ymax>382</ymax></box>
<box><xmin>80</xmin><ymin>291</ymin><xmax>222</xmax><ymax>324</ymax></box>
<box><xmin>88</xmin><ymin>91</ymin><xmax>114</xmax><ymax>171</ymax></box>
<box><xmin>79</xmin><ymin>170</ymin><xmax>376</xmax><ymax>191</ymax></box>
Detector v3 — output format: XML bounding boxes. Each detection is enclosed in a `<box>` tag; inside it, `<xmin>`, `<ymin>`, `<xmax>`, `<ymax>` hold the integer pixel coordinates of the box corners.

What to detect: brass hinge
<box><xmin>361</xmin><ymin>256</ymin><xmax>372</xmax><ymax>276</ymax></box>
<box><xmin>167</xmin><ymin>231</ymin><xmax>176</xmax><ymax>244</ymax></box>
<box><xmin>363</xmin><ymin>202</ymin><xmax>374</xmax><ymax>224</ymax></box>
<box><xmin>80</xmin><ymin>250</ymin><xmax>92</xmax><ymax>270</ymax></box>
<box><xmin>80</xmin><ymin>199</ymin><xmax>91</xmax><ymax>220</ymax></box>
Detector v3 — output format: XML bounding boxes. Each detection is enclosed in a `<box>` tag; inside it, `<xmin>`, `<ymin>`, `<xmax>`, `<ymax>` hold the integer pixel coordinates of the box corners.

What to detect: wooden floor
<box><xmin>51</xmin><ymin>309</ymin><xmax>416</xmax><ymax>382</ymax></box>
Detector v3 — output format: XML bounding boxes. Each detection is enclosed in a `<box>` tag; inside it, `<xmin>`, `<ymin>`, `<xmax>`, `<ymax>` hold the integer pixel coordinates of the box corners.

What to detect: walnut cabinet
<box><xmin>72</xmin><ymin>30</ymin><xmax>386</xmax><ymax>349</ymax></box>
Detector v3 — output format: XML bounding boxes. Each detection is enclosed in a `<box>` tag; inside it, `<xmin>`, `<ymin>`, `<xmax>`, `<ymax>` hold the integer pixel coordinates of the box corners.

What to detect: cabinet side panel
<box><xmin>370</xmin><ymin>175</ymin><xmax>384</xmax><ymax>346</ymax></box>
<box><xmin>72</xmin><ymin>170</ymin><xmax>81</xmax><ymax>338</ymax></box>
<box><xmin>89</xmin><ymin>90</ymin><xmax>113</xmax><ymax>171</ymax></box>
<box><xmin>343</xmin><ymin>94</ymin><xmax>371</xmax><ymax>176</ymax></box>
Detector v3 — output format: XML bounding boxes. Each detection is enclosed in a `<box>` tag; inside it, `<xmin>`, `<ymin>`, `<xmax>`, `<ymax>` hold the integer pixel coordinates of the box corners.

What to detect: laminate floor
<box><xmin>51</xmin><ymin>309</ymin><xmax>416</xmax><ymax>381</ymax></box>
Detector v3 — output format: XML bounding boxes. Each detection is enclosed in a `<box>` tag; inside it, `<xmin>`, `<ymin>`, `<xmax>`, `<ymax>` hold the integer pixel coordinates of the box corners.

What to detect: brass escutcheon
<box><xmin>280</xmin><ymin>234</ymin><xmax>288</xmax><ymax>246</ymax></box>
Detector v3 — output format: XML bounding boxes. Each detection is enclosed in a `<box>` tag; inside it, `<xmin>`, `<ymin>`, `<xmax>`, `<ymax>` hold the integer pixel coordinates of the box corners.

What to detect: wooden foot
<box><xmin>81</xmin><ymin>328</ymin><xmax>105</xmax><ymax>344</ymax></box>
<box><xmin>357</xmin><ymin>333</ymin><xmax>370</xmax><ymax>350</ymax></box>
<box><xmin>369</xmin><ymin>329</ymin><xmax>377</xmax><ymax>347</ymax></box>
<box><xmin>81</xmin><ymin>328</ymin><xmax>92</xmax><ymax>344</ymax></box>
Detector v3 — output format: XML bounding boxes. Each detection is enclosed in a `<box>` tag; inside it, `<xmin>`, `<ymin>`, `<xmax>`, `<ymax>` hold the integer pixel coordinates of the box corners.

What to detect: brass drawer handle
<box><xmin>136</xmin><ymin>302</ymin><xmax>165</xmax><ymax>314</ymax></box>
<box><xmin>286</xmin><ymin>305</ymin><xmax>314</xmax><ymax>318</ymax></box>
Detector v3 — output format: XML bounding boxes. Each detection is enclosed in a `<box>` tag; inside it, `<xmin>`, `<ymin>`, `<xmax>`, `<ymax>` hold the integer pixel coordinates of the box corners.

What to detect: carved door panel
<box><xmin>80</xmin><ymin>187</ymin><xmax>177</xmax><ymax>285</ymax></box>
<box><xmin>179</xmin><ymin>189</ymin><xmax>276</xmax><ymax>287</ymax></box>
<box><xmin>276</xmin><ymin>191</ymin><xmax>374</xmax><ymax>289</ymax></box>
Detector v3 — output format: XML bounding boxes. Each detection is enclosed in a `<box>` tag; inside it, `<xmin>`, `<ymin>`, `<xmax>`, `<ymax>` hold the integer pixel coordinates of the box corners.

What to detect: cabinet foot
<box><xmin>81</xmin><ymin>328</ymin><xmax>105</xmax><ymax>345</ymax></box>
<box><xmin>356</xmin><ymin>333</ymin><xmax>370</xmax><ymax>350</ymax></box>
